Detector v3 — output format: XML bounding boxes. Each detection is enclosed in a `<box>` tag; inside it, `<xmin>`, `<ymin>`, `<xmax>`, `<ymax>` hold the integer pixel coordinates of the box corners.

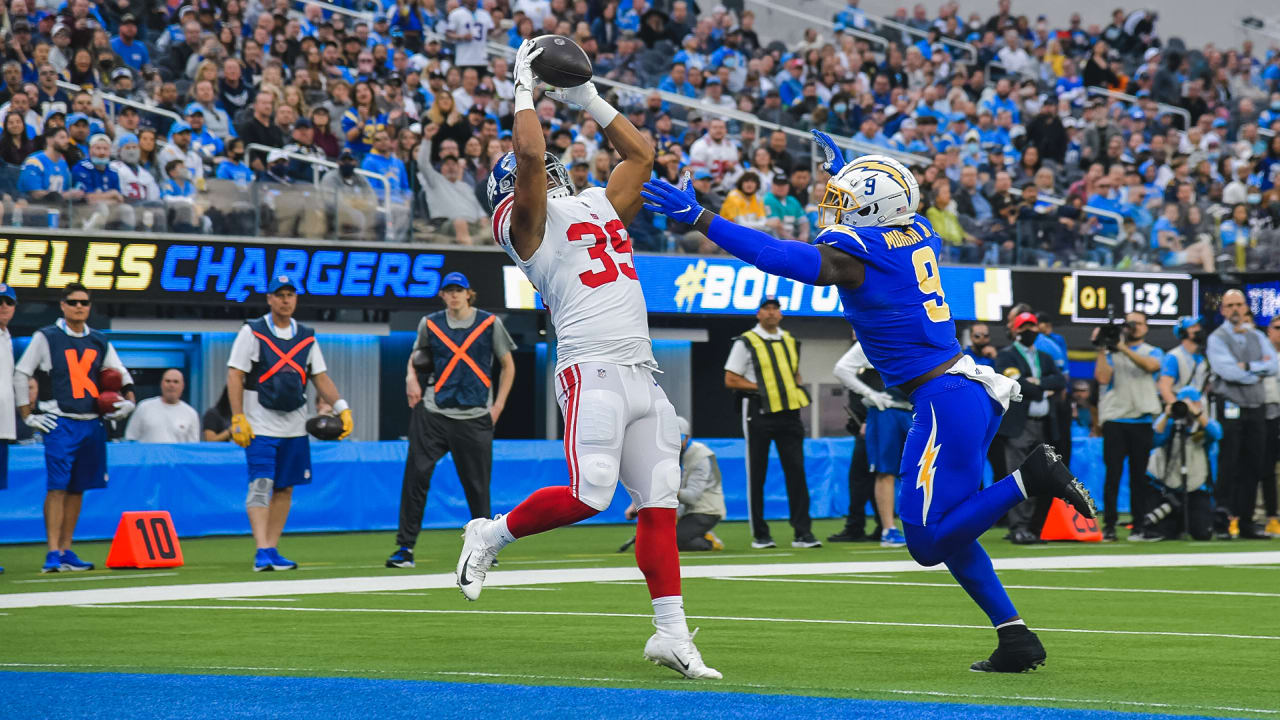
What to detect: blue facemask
<box><xmin>833</xmin><ymin>102</ymin><xmax>847</xmax><ymax>114</ymax></box>
<box><xmin>90</xmin><ymin>155</ymin><xmax>108</xmax><ymax>168</ymax></box>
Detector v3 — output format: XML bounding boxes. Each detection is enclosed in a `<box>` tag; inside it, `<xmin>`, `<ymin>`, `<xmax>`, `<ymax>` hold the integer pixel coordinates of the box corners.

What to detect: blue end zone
<box><xmin>0</xmin><ymin>672</ymin><xmax>1217</xmax><ymax>720</ymax></box>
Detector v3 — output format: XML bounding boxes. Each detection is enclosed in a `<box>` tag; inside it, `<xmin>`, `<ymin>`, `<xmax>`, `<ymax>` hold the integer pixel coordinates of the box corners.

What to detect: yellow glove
<box><xmin>230</xmin><ymin>413</ymin><xmax>255</xmax><ymax>447</ymax></box>
<box><xmin>338</xmin><ymin>408</ymin><xmax>354</xmax><ymax>440</ymax></box>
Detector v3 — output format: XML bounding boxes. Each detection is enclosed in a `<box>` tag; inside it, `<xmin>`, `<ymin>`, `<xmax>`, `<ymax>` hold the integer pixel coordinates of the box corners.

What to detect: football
<box><xmin>96</xmin><ymin>390</ymin><xmax>122</xmax><ymax>416</ymax></box>
<box><xmin>306</xmin><ymin>414</ymin><xmax>345</xmax><ymax>441</ymax></box>
<box><xmin>411</xmin><ymin>348</ymin><xmax>433</xmax><ymax>376</ymax></box>
<box><xmin>529</xmin><ymin>34</ymin><xmax>593</xmax><ymax>88</ymax></box>
<box><xmin>100</xmin><ymin>367</ymin><xmax>123</xmax><ymax>393</ymax></box>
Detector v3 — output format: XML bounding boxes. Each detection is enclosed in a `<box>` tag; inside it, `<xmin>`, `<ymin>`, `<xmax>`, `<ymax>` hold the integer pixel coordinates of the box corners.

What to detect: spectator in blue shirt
<box><xmin>360</xmin><ymin>128</ymin><xmax>410</xmax><ymax>202</ymax></box>
<box><xmin>110</xmin><ymin>14</ymin><xmax>149</xmax><ymax>70</ymax></box>
<box><xmin>964</xmin><ymin>322</ymin><xmax>998</xmax><ymax>367</ymax></box>
<box><xmin>214</xmin><ymin>138</ymin><xmax>255</xmax><ymax>184</ymax></box>
<box><xmin>657</xmin><ymin>62</ymin><xmax>697</xmax><ymax>99</ymax></box>
<box><xmin>184</xmin><ymin>103</ymin><xmax>225</xmax><ymax>162</ymax></box>
<box><xmin>72</xmin><ymin>133</ymin><xmax>134</xmax><ymax>230</ymax></box>
<box><xmin>777</xmin><ymin>59</ymin><xmax>804</xmax><ymax>107</ymax></box>
<box><xmin>19</xmin><ymin>126</ymin><xmax>80</xmax><ymax>202</ymax></box>
<box><xmin>833</xmin><ymin>0</ymin><xmax>869</xmax><ymax>30</ymax></box>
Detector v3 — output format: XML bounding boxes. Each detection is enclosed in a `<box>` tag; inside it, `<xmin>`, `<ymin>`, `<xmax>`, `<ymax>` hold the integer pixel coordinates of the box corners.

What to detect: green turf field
<box><xmin>2</xmin><ymin>519</ymin><xmax>1277</xmax><ymax>718</ymax></box>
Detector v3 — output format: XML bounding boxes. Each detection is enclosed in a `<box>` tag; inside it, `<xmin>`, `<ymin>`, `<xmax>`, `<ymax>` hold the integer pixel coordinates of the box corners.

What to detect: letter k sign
<box><xmin>66</xmin><ymin>348</ymin><xmax>100</xmax><ymax>399</ymax></box>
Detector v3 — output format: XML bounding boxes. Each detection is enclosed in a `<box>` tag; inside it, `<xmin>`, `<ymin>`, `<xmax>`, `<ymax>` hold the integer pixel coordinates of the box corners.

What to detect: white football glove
<box><xmin>864</xmin><ymin>391</ymin><xmax>895</xmax><ymax>411</ymax></box>
<box><xmin>545</xmin><ymin>80</ymin><xmax>599</xmax><ymax>109</ymax></box>
<box><xmin>24</xmin><ymin>412</ymin><xmax>58</xmax><ymax>433</ymax></box>
<box><xmin>105</xmin><ymin>398</ymin><xmax>136</xmax><ymax>421</ymax></box>
<box><xmin>513</xmin><ymin>39</ymin><xmax>544</xmax><ymax>96</ymax></box>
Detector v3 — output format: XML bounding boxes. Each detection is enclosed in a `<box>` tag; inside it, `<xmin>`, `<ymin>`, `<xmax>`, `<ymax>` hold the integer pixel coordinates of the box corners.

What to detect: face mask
<box><xmin>230</xmin><ymin>152</ymin><xmax>243</xmax><ymax>162</ymax></box>
<box><xmin>833</xmin><ymin>102</ymin><xmax>847</xmax><ymax>114</ymax></box>
<box><xmin>120</xmin><ymin>146</ymin><xmax>140</xmax><ymax>163</ymax></box>
<box><xmin>90</xmin><ymin>155</ymin><xmax>108</xmax><ymax>168</ymax></box>
<box><xmin>1248</xmin><ymin>192</ymin><xmax>1262</xmax><ymax>204</ymax></box>
<box><xmin>1017</xmin><ymin>330</ymin><xmax>1038</xmax><ymax>347</ymax></box>
<box><xmin>339</xmin><ymin>163</ymin><xmax>355</xmax><ymax>178</ymax></box>
<box><xmin>176</xmin><ymin>168</ymin><xmax>190</xmax><ymax>181</ymax></box>
<box><xmin>1187</xmin><ymin>329</ymin><xmax>1203</xmax><ymax>344</ymax></box>
<box><xmin>1272</xmin><ymin>101</ymin><xmax>1280</xmax><ymax>112</ymax></box>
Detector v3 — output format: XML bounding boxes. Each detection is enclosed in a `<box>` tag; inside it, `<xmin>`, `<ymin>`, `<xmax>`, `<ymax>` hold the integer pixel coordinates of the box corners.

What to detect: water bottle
<box><xmin>46</xmin><ymin>209</ymin><xmax>59</xmax><ymax>228</ymax></box>
<box><xmin>10</xmin><ymin>204</ymin><xmax>21</xmax><ymax>227</ymax></box>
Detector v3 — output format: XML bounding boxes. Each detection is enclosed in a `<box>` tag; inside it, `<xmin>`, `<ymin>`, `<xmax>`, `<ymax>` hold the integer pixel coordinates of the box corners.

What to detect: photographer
<box><xmin>1143</xmin><ymin>387</ymin><xmax>1219</xmax><ymax>541</ymax></box>
<box><xmin>1206</xmin><ymin>290</ymin><xmax>1277</xmax><ymax>540</ymax></box>
<box><xmin>1093</xmin><ymin>311</ymin><xmax>1165</xmax><ymax>542</ymax></box>
<box><xmin>1158</xmin><ymin>316</ymin><xmax>1207</xmax><ymax>406</ymax></box>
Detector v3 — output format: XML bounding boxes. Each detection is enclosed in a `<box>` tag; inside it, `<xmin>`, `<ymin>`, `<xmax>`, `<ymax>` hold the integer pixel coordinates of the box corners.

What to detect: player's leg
<box><xmin>43</xmin><ymin>490</ymin><xmax>66</xmax><ymax>556</ymax></box>
<box><xmin>449</xmin><ymin>414</ymin><xmax>495</xmax><ymax>520</ymax></box>
<box><xmin>56</xmin><ymin>419</ymin><xmax>106</xmax><ymax>571</ymax></box>
<box><xmin>457</xmin><ymin>364</ymin><xmax>616</xmax><ymax>600</ymax></box>
<box><xmin>392</xmin><ymin>405</ymin><xmax>449</xmax><ymax>562</ymax></box>
<box><xmin>622</xmin><ymin>370</ymin><xmax>721</xmax><ymax>680</ymax></box>
<box><xmin>773</xmin><ymin>410</ymin><xmax>815</xmax><ymax>546</ymax></box>
<box><xmin>42</xmin><ymin>419</ymin><xmax>74</xmax><ymax>565</ymax></box>
<box><xmin>265</xmin><ymin>436</ymin><xmax>311</xmax><ymax>569</ymax></box>
<box><xmin>743</xmin><ymin>402</ymin><xmax>773</xmax><ymax>546</ymax></box>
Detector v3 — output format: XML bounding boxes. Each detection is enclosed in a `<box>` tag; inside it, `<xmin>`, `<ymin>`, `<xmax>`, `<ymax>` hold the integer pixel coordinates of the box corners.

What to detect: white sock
<box><xmin>996</xmin><ymin>618</ymin><xmax>1027</xmax><ymax>630</ymax></box>
<box><xmin>482</xmin><ymin>515</ymin><xmax>516</xmax><ymax>549</ymax></box>
<box><xmin>1011</xmin><ymin>469</ymin><xmax>1028</xmax><ymax>499</ymax></box>
<box><xmin>652</xmin><ymin>595</ymin><xmax>689</xmax><ymax>638</ymax></box>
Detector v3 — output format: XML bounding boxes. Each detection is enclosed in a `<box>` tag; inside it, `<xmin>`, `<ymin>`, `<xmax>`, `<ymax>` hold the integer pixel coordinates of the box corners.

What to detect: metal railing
<box><xmin>56</xmin><ymin>80</ymin><xmax>185</xmax><ymax>127</ymax></box>
<box><xmin>1239</xmin><ymin>17</ymin><xmax>1280</xmax><ymax>44</ymax></box>
<box><xmin>246</xmin><ymin>143</ymin><xmax>394</xmax><ymax>233</ymax></box>
<box><xmin>740</xmin><ymin>0</ymin><xmax>888</xmax><ymax>53</ymax></box>
<box><xmin>485</xmin><ymin>42</ymin><xmax>931</xmax><ymax>168</ymax></box>
<box><xmin>813</xmin><ymin>0</ymin><xmax>978</xmax><ymax>61</ymax></box>
<box><xmin>1085</xmin><ymin>86</ymin><xmax>1192</xmax><ymax>131</ymax></box>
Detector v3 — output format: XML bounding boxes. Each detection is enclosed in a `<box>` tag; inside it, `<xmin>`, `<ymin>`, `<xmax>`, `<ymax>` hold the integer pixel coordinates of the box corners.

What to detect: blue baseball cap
<box><xmin>441</xmin><ymin>271</ymin><xmax>470</xmax><ymax>290</ymax></box>
<box><xmin>184</xmin><ymin>102</ymin><xmax>205</xmax><ymax>116</ymax></box>
<box><xmin>115</xmin><ymin>132</ymin><xmax>138</xmax><ymax>148</ymax></box>
<box><xmin>267</xmin><ymin>274</ymin><xmax>299</xmax><ymax>293</ymax></box>
<box><xmin>0</xmin><ymin>283</ymin><xmax>16</xmax><ymax>303</ymax></box>
<box><xmin>948</xmin><ymin>112</ymin><xmax>967</xmax><ymax>123</ymax></box>
<box><xmin>66</xmin><ymin>112</ymin><xmax>90</xmax><ymax>126</ymax></box>
<box><xmin>168</xmin><ymin>121</ymin><xmax>192</xmax><ymax>137</ymax></box>
<box><xmin>1129</xmin><ymin>108</ymin><xmax>1145</xmax><ymax>120</ymax></box>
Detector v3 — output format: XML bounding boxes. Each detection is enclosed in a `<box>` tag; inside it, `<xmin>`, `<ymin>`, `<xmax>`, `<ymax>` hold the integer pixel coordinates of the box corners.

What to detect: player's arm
<box><xmin>642</xmin><ymin>176</ymin><xmax>864</xmax><ymax>288</ymax></box>
<box><xmin>492</xmin><ymin>351</ymin><xmax>515</xmax><ymax>423</ymax></box>
<box><xmin>508</xmin><ymin>40</ymin><xmax>548</xmax><ymax>261</ymax></box>
<box><xmin>546</xmin><ymin>80</ymin><xmax>651</xmax><ymax>224</ymax></box>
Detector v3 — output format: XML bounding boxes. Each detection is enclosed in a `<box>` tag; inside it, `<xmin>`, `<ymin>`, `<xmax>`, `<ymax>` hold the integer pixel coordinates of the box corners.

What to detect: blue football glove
<box><xmin>641</xmin><ymin>173</ymin><xmax>705</xmax><ymax>225</ymax></box>
<box><xmin>811</xmin><ymin>129</ymin><xmax>847</xmax><ymax>175</ymax></box>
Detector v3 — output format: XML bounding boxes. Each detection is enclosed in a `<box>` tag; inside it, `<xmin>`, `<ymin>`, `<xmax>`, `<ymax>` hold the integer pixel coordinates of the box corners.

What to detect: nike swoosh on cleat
<box><xmin>675</xmin><ymin>656</ymin><xmax>690</xmax><ymax>671</ymax></box>
<box><xmin>459</xmin><ymin>553</ymin><xmax>473</xmax><ymax>585</ymax></box>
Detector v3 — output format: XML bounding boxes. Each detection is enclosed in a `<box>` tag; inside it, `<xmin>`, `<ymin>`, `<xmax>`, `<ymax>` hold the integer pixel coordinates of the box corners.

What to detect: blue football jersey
<box><xmin>817</xmin><ymin>214</ymin><xmax>962</xmax><ymax>387</ymax></box>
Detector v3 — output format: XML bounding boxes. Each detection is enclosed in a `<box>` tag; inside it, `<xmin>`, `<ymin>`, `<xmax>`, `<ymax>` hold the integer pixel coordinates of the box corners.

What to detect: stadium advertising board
<box><xmin>0</xmin><ymin>231</ymin><xmax>505</xmax><ymax>308</ymax></box>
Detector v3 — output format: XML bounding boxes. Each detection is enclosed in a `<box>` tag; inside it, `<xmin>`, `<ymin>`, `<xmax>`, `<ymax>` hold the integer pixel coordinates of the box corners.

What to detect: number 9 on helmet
<box><xmin>817</xmin><ymin>154</ymin><xmax>919</xmax><ymax>229</ymax></box>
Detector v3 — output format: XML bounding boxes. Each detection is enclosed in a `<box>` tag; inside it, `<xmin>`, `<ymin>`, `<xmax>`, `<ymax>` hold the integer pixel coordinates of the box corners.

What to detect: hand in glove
<box><xmin>641</xmin><ymin>173</ymin><xmax>705</xmax><ymax>225</ymax></box>
<box><xmin>338</xmin><ymin>408</ymin><xmax>354</xmax><ymax>440</ymax></box>
<box><xmin>513</xmin><ymin>39</ymin><xmax>545</xmax><ymax>96</ymax></box>
<box><xmin>865</xmin><ymin>390</ymin><xmax>895</xmax><ymax>411</ymax></box>
<box><xmin>811</xmin><ymin>129</ymin><xmax>848</xmax><ymax>175</ymax></box>
<box><xmin>105</xmin><ymin>398</ymin><xmax>135</xmax><ymax>421</ymax></box>
<box><xmin>24</xmin><ymin>412</ymin><xmax>58</xmax><ymax>433</ymax></box>
<box><xmin>230</xmin><ymin>413</ymin><xmax>255</xmax><ymax>448</ymax></box>
<box><xmin>545</xmin><ymin>80</ymin><xmax>599</xmax><ymax>109</ymax></box>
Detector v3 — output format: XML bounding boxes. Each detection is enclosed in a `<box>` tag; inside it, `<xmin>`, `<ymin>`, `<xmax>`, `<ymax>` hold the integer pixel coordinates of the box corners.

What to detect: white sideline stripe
<box><xmin>72</xmin><ymin>604</ymin><xmax>1280</xmax><ymax>642</ymax></box>
<box><xmin>3</xmin><ymin>550</ymin><xmax>1278</xmax><ymax>610</ymax></box>
<box><xmin>0</xmin><ymin>661</ymin><xmax>1272</xmax><ymax>715</ymax></box>
<box><xmin>711</xmin><ymin>576</ymin><xmax>1280</xmax><ymax>598</ymax></box>
<box><xmin>12</xmin><ymin>572</ymin><xmax>179</xmax><ymax>584</ymax></box>
<box><xmin>210</xmin><ymin>597</ymin><xmax>298</xmax><ymax>602</ymax></box>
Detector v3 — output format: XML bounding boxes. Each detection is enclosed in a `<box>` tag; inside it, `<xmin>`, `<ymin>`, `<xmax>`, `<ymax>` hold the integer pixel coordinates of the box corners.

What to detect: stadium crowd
<box><xmin>0</xmin><ymin>1</ymin><xmax>1273</xmax><ymax>266</ymax></box>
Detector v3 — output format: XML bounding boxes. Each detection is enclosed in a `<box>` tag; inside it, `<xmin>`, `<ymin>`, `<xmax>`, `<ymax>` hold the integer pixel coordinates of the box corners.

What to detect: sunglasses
<box><xmin>0</xmin><ymin>298</ymin><xmax>14</xmax><ymax>306</ymax></box>
<box><xmin>62</xmin><ymin>298</ymin><xmax>90</xmax><ymax>306</ymax></box>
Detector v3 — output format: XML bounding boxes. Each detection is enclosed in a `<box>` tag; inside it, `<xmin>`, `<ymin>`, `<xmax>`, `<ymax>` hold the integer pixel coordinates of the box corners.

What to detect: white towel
<box><xmin>945</xmin><ymin>354</ymin><xmax>1023</xmax><ymax>412</ymax></box>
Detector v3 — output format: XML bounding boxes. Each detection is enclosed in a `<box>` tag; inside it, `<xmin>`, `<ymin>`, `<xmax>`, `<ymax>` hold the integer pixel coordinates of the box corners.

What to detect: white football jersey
<box><xmin>111</xmin><ymin>161</ymin><xmax>160</xmax><ymax>202</ymax></box>
<box><xmin>494</xmin><ymin>187</ymin><xmax>656</xmax><ymax>375</ymax></box>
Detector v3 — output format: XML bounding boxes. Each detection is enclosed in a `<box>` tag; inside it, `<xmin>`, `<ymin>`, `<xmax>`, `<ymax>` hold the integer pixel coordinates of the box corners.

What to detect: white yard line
<box><xmin>12</xmin><ymin>572</ymin><xmax>179</xmax><ymax>584</ymax></box>
<box><xmin>210</xmin><ymin>597</ymin><xmax>298</xmax><ymax>602</ymax></box>
<box><xmin>2</xmin><ymin>551</ymin><xmax>1277</xmax><ymax>610</ymax></box>
<box><xmin>71</xmin><ymin>603</ymin><xmax>1280</xmax><ymax>642</ymax></box>
<box><xmin>710</xmin><ymin>576</ymin><xmax>1280</xmax><ymax>598</ymax></box>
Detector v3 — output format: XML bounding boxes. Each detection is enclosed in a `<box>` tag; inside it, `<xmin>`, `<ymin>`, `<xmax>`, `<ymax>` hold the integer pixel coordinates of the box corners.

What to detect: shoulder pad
<box><xmin>815</xmin><ymin>224</ymin><xmax>872</xmax><ymax>258</ymax></box>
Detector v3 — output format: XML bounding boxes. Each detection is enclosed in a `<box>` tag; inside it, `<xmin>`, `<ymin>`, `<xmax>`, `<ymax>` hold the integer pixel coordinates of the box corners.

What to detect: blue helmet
<box><xmin>486</xmin><ymin>151</ymin><xmax>572</xmax><ymax>211</ymax></box>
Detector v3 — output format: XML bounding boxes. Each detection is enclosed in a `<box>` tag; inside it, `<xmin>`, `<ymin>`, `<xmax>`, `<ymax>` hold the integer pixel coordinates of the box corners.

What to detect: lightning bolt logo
<box><xmin>915</xmin><ymin>404</ymin><xmax>941</xmax><ymax>525</ymax></box>
<box><xmin>819</xmin><ymin>224</ymin><xmax>869</xmax><ymax>253</ymax></box>
<box><xmin>849</xmin><ymin>159</ymin><xmax>912</xmax><ymax>204</ymax></box>
<box><xmin>673</xmin><ymin>260</ymin><xmax>708</xmax><ymax>312</ymax></box>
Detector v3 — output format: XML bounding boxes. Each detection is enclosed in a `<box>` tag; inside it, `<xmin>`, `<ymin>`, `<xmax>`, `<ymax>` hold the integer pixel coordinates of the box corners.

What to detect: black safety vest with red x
<box><xmin>246</xmin><ymin>317</ymin><xmax>315</xmax><ymax>413</ymax></box>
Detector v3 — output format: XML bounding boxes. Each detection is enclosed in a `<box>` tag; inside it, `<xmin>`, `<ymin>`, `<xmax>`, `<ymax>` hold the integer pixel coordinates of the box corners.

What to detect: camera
<box><xmin>1091</xmin><ymin>305</ymin><xmax>1123</xmax><ymax>350</ymax></box>
<box><xmin>1143</xmin><ymin>490</ymin><xmax>1181</xmax><ymax>528</ymax></box>
<box><xmin>1169</xmin><ymin>400</ymin><xmax>1189</xmax><ymax>421</ymax></box>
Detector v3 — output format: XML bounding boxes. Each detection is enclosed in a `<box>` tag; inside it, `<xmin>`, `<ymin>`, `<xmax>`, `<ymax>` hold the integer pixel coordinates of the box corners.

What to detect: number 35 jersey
<box><xmin>816</xmin><ymin>214</ymin><xmax>961</xmax><ymax>388</ymax></box>
<box><xmin>494</xmin><ymin>187</ymin><xmax>656</xmax><ymax>375</ymax></box>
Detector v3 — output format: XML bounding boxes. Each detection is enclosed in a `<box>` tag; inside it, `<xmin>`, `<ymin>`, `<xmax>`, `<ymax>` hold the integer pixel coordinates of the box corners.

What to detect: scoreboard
<box><xmin>1070</xmin><ymin>271</ymin><xmax>1198</xmax><ymax>326</ymax></box>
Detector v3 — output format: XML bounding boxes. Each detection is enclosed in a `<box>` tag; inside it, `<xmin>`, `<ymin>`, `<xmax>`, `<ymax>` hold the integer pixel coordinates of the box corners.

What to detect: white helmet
<box><xmin>817</xmin><ymin>154</ymin><xmax>920</xmax><ymax>229</ymax></box>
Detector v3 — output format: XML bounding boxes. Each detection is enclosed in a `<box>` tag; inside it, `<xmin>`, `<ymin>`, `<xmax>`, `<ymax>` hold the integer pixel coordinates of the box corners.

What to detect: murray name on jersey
<box><xmin>817</xmin><ymin>214</ymin><xmax>962</xmax><ymax>388</ymax></box>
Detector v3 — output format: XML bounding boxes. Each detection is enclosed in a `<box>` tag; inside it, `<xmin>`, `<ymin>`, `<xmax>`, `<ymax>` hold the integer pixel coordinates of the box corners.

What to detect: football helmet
<box><xmin>486</xmin><ymin>151</ymin><xmax>573</xmax><ymax>211</ymax></box>
<box><xmin>816</xmin><ymin>154</ymin><xmax>919</xmax><ymax>228</ymax></box>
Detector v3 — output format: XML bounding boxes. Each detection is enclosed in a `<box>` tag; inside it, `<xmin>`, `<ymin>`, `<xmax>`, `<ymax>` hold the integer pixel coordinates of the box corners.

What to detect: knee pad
<box><xmin>575</xmin><ymin>453</ymin><xmax>619</xmax><ymax>510</ymax></box>
<box><xmin>246</xmin><ymin>477</ymin><xmax>274</xmax><ymax>508</ymax></box>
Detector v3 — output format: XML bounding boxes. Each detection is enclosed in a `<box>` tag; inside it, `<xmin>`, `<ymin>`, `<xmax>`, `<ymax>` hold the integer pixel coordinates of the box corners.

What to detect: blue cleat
<box><xmin>58</xmin><ymin>550</ymin><xmax>95</xmax><ymax>571</ymax></box>
<box><xmin>253</xmin><ymin>548</ymin><xmax>276</xmax><ymax>572</ymax></box>
<box><xmin>880</xmin><ymin>528</ymin><xmax>907</xmax><ymax>548</ymax></box>
<box><xmin>269</xmin><ymin>548</ymin><xmax>298</xmax><ymax>570</ymax></box>
<box><xmin>42</xmin><ymin>550</ymin><xmax>62</xmax><ymax>573</ymax></box>
<box><xmin>386</xmin><ymin>546</ymin><xmax>415</xmax><ymax>568</ymax></box>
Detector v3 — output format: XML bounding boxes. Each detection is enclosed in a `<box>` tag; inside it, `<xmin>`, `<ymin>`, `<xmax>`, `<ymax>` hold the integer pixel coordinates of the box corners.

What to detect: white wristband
<box><xmin>332</xmin><ymin>398</ymin><xmax>349</xmax><ymax>414</ymax></box>
<box><xmin>584</xmin><ymin>96</ymin><xmax>619</xmax><ymax>127</ymax></box>
<box><xmin>514</xmin><ymin>88</ymin><xmax>534</xmax><ymax>114</ymax></box>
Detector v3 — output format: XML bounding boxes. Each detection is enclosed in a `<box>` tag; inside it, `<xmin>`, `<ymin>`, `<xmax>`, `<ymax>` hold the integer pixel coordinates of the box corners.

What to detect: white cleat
<box><xmin>643</xmin><ymin>629</ymin><xmax>723</xmax><ymax>680</ymax></box>
<box><xmin>456</xmin><ymin>517</ymin><xmax>501</xmax><ymax>601</ymax></box>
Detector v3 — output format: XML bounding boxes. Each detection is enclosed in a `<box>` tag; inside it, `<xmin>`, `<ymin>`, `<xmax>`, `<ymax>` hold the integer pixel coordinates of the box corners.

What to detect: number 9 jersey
<box><xmin>494</xmin><ymin>187</ymin><xmax>657</xmax><ymax>375</ymax></box>
<box><xmin>816</xmin><ymin>214</ymin><xmax>962</xmax><ymax>388</ymax></box>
